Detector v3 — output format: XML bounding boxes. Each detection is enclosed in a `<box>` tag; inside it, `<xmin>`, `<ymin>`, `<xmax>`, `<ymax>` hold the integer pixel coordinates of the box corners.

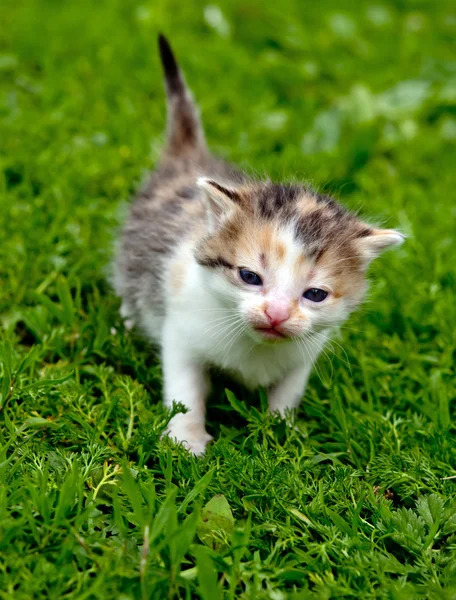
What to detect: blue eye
<box><xmin>303</xmin><ymin>288</ymin><xmax>328</xmax><ymax>303</ymax></box>
<box><xmin>239</xmin><ymin>269</ymin><xmax>262</xmax><ymax>286</ymax></box>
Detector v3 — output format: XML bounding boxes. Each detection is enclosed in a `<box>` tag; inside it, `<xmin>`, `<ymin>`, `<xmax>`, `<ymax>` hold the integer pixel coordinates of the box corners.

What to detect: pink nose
<box><xmin>265</xmin><ymin>302</ymin><xmax>291</xmax><ymax>327</ymax></box>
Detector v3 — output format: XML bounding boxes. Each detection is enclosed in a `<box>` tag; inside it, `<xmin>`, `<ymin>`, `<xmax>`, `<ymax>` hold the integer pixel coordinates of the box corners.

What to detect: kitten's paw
<box><xmin>165</xmin><ymin>416</ymin><xmax>213</xmax><ymax>456</ymax></box>
<box><xmin>182</xmin><ymin>432</ymin><xmax>213</xmax><ymax>456</ymax></box>
<box><xmin>268</xmin><ymin>398</ymin><xmax>288</xmax><ymax>417</ymax></box>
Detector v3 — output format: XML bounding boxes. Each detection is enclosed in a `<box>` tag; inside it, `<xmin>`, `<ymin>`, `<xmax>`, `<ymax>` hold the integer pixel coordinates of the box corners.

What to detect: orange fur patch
<box><xmin>274</xmin><ymin>241</ymin><xmax>286</xmax><ymax>260</ymax></box>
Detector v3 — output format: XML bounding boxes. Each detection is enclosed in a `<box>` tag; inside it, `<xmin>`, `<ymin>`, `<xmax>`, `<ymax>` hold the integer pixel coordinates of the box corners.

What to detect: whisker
<box><xmin>203</xmin><ymin>317</ymin><xmax>243</xmax><ymax>345</ymax></box>
<box><xmin>202</xmin><ymin>312</ymin><xmax>241</xmax><ymax>327</ymax></box>
<box><xmin>306</xmin><ymin>329</ymin><xmax>352</xmax><ymax>374</ymax></box>
<box><xmin>214</xmin><ymin>325</ymin><xmax>247</xmax><ymax>364</ymax></box>
<box><xmin>294</xmin><ymin>336</ymin><xmax>324</xmax><ymax>386</ymax></box>
<box><xmin>201</xmin><ymin>314</ymin><xmax>242</xmax><ymax>338</ymax></box>
<box><xmin>302</xmin><ymin>337</ymin><xmax>324</xmax><ymax>384</ymax></box>
<box><xmin>224</xmin><ymin>322</ymin><xmax>250</xmax><ymax>357</ymax></box>
<box><xmin>316</xmin><ymin>320</ymin><xmax>363</xmax><ymax>334</ymax></box>
<box><xmin>306</xmin><ymin>332</ymin><xmax>334</xmax><ymax>382</ymax></box>
<box><xmin>190</xmin><ymin>307</ymin><xmax>238</xmax><ymax>313</ymax></box>
<box><xmin>212</xmin><ymin>318</ymin><xmax>245</xmax><ymax>356</ymax></box>
<box><xmin>245</xmin><ymin>341</ymin><xmax>256</xmax><ymax>359</ymax></box>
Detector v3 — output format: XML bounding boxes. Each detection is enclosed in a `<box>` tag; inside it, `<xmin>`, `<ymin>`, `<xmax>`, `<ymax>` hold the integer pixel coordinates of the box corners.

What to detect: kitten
<box><xmin>112</xmin><ymin>35</ymin><xmax>404</xmax><ymax>455</ymax></box>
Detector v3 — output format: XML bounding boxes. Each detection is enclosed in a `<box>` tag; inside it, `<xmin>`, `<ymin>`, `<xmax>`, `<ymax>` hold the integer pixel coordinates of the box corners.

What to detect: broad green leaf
<box><xmin>416</xmin><ymin>494</ymin><xmax>444</xmax><ymax>527</ymax></box>
<box><xmin>197</xmin><ymin>494</ymin><xmax>235</xmax><ymax>550</ymax></box>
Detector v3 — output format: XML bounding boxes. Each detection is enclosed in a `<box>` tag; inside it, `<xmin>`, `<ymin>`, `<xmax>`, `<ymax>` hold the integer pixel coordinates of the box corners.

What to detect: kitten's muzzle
<box><xmin>253</xmin><ymin>325</ymin><xmax>287</xmax><ymax>340</ymax></box>
<box><xmin>264</xmin><ymin>301</ymin><xmax>291</xmax><ymax>328</ymax></box>
<box><xmin>251</xmin><ymin>300</ymin><xmax>293</xmax><ymax>340</ymax></box>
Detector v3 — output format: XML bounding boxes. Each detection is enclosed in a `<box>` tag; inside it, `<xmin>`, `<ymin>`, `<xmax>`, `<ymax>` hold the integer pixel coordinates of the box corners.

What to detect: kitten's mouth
<box><xmin>253</xmin><ymin>326</ymin><xmax>287</xmax><ymax>340</ymax></box>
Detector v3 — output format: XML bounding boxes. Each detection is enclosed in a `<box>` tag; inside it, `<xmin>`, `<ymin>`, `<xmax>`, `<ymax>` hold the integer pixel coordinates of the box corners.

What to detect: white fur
<box><xmin>140</xmin><ymin>227</ymin><xmax>345</xmax><ymax>455</ymax></box>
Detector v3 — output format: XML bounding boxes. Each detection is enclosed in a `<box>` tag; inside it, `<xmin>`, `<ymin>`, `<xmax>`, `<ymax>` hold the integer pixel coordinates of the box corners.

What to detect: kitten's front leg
<box><xmin>162</xmin><ymin>323</ymin><xmax>212</xmax><ymax>455</ymax></box>
<box><xmin>268</xmin><ymin>364</ymin><xmax>312</xmax><ymax>417</ymax></box>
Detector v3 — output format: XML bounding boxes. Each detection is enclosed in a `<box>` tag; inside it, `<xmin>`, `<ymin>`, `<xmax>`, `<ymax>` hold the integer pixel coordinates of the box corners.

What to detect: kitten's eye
<box><xmin>303</xmin><ymin>288</ymin><xmax>328</xmax><ymax>303</ymax></box>
<box><xmin>239</xmin><ymin>269</ymin><xmax>262</xmax><ymax>286</ymax></box>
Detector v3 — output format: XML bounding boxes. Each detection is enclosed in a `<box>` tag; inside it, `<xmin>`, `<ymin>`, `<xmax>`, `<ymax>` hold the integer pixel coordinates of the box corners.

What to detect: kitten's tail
<box><xmin>158</xmin><ymin>34</ymin><xmax>207</xmax><ymax>158</ymax></box>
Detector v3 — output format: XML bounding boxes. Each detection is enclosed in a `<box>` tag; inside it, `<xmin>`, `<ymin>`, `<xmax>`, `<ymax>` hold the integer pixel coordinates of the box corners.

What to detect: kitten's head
<box><xmin>195</xmin><ymin>178</ymin><xmax>403</xmax><ymax>343</ymax></box>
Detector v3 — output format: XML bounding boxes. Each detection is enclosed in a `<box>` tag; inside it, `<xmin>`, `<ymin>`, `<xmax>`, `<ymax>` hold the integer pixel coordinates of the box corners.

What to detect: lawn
<box><xmin>1</xmin><ymin>0</ymin><xmax>455</xmax><ymax>597</ymax></box>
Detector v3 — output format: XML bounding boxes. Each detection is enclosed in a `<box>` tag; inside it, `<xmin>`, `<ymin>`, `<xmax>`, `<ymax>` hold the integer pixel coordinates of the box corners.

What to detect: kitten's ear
<box><xmin>197</xmin><ymin>177</ymin><xmax>241</xmax><ymax>230</ymax></box>
<box><xmin>356</xmin><ymin>228</ymin><xmax>405</xmax><ymax>264</ymax></box>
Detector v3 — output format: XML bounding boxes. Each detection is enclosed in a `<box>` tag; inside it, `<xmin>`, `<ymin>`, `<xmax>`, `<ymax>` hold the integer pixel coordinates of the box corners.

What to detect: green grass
<box><xmin>1</xmin><ymin>0</ymin><xmax>455</xmax><ymax>597</ymax></box>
